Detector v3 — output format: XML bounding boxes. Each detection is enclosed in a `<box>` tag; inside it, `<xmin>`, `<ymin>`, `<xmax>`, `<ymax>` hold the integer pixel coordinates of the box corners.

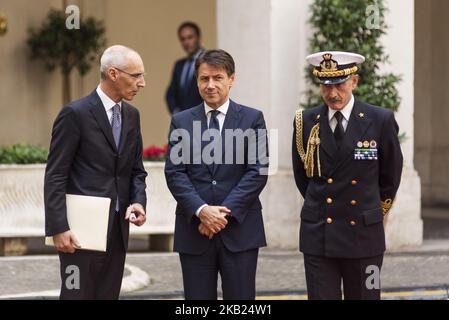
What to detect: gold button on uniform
<box><xmin>350</xmin><ymin>220</ymin><xmax>357</xmax><ymax>226</ymax></box>
<box><xmin>326</xmin><ymin>217</ymin><xmax>333</xmax><ymax>224</ymax></box>
<box><xmin>351</xmin><ymin>200</ymin><xmax>357</xmax><ymax>206</ymax></box>
<box><xmin>351</xmin><ymin>180</ymin><xmax>358</xmax><ymax>185</ymax></box>
<box><xmin>326</xmin><ymin>198</ymin><xmax>333</xmax><ymax>204</ymax></box>
<box><xmin>327</xmin><ymin>178</ymin><xmax>333</xmax><ymax>184</ymax></box>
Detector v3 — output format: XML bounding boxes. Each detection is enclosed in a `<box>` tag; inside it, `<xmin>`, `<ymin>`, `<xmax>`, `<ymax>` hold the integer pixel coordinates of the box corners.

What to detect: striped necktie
<box><xmin>111</xmin><ymin>104</ymin><xmax>121</xmax><ymax>211</ymax></box>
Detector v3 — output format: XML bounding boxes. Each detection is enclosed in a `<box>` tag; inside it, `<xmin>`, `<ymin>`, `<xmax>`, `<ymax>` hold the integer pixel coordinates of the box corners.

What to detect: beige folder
<box><xmin>45</xmin><ymin>194</ymin><xmax>111</xmax><ymax>252</ymax></box>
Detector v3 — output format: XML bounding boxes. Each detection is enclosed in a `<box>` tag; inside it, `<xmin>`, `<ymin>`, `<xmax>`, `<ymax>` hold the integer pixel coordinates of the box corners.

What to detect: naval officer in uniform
<box><xmin>292</xmin><ymin>51</ymin><xmax>403</xmax><ymax>300</ymax></box>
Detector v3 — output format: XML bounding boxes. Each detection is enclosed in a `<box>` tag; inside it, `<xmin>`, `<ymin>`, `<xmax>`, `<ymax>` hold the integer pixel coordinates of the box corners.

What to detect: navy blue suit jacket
<box><xmin>165</xmin><ymin>101</ymin><xmax>268</xmax><ymax>254</ymax></box>
<box><xmin>44</xmin><ymin>90</ymin><xmax>147</xmax><ymax>250</ymax></box>
<box><xmin>165</xmin><ymin>58</ymin><xmax>203</xmax><ymax>114</ymax></box>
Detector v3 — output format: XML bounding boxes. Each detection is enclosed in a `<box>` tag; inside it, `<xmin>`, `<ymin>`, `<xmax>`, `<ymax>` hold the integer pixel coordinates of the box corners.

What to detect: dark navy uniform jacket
<box><xmin>292</xmin><ymin>98</ymin><xmax>403</xmax><ymax>258</ymax></box>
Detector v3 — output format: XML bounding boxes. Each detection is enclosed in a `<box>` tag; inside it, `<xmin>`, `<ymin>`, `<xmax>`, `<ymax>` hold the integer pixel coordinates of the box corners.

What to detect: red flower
<box><xmin>143</xmin><ymin>144</ymin><xmax>167</xmax><ymax>161</ymax></box>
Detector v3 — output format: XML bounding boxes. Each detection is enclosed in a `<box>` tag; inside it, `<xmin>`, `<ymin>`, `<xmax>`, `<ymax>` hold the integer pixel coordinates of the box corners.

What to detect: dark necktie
<box><xmin>208</xmin><ymin>110</ymin><xmax>220</xmax><ymax>169</ymax></box>
<box><xmin>111</xmin><ymin>104</ymin><xmax>121</xmax><ymax>211</ymax></box>
<box><xmin>209</xmin><ymin>110</ymin><xmax>220</xmax><ymax>131</ymax></box>
<box><xmin>333</xmin><ymin>111</ymin><xmax>345</xmax><ymax>145</ymax></box>
<box><xmin>111</xmin><ymin>104</ymin><xmax>122</xmax><ymax>148</ymax></box>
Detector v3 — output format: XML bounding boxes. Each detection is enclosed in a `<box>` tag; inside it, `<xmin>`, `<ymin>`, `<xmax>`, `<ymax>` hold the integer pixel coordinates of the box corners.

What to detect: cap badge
<box><xmin>320</xmin><ymin>53</ymin><xmax>338</xmax><ymax>72</ymax></box>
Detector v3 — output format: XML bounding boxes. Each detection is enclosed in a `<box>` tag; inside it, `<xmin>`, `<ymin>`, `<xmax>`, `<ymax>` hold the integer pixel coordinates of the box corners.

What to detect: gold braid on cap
<box><xmin>313</xmin><ymin>66</ymin><xmax>358</xmax><ymax>78</ymax></box>
<box><xmin>381</xmin><ymin>198</ymin><xmax>393</xmax><ymax>216</ymax></box>
<box><xmin>295</xmin><ymin>110</ymin><xmax>321</xmax><ymax>178</ymax></box>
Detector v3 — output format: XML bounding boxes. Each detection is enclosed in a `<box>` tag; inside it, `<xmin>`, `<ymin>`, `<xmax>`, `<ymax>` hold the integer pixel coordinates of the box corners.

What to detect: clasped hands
<box><xmin>198</xmin><ymin>205</ymin><xmax>231</xmax><ymax>240</ymax></box>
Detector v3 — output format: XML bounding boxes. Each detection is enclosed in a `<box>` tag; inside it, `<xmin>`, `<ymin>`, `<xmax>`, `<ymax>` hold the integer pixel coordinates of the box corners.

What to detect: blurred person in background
<box><xmin>166</xmin><ymin>21</ymin><xmax>204</xmax><ymax>115</ymax></box>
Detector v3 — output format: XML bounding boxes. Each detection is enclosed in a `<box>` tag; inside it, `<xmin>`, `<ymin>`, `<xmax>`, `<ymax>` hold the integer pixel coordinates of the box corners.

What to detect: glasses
<box><xmin>114</xmin><ymin>67</ymin><xmax>146</xmax><ymax>80</ymax></box>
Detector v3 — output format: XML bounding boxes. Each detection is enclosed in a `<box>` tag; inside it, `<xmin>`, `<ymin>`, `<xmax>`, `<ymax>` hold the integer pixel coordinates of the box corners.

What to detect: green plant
<box><xmin>27</xmin><ymin>9</ymin><xmax>106</xmax><ymax>104</ymax></box>
<box><xmin>302</xmin><ymin>0</ymin><xmax>401</xmax><ymax>112</ymax></box>
<box><xmin>0</xmin><ymin>144</ymin><xmax>48</xmax><ymax>164</ymax></box>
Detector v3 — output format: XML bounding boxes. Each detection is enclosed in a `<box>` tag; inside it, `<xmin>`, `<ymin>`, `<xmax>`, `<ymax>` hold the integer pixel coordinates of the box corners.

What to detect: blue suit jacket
<box><xmin>165</xmin><ymin>100</ymin><xmax>268</xmax><ymax>254</ymax></box>
<box><xmin>165</xmin><ymin>58</ymin><xmax>203</xmax><ymax>114</ymax></box>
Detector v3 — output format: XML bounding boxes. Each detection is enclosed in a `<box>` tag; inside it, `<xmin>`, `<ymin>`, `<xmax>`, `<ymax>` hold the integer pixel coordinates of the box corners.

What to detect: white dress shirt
<box><xmin>195</xmin><ymin>100</ymin><xmax>230</xmax><ymax>217</ymax></box>
<box><xmin>96</xmin><ymin>85</ymin><xmax>122</xmax><ymax>123</ymax></box>
<box><xmin>328</xmin><ymin>94</ymin><xmax>354</xmax><ymax>132</ymax></box>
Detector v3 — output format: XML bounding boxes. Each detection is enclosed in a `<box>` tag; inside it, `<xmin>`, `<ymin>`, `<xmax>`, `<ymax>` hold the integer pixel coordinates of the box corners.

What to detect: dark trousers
<box><xmin>179</xmin><ymin>234</ymin><xmax>259</xmax><ymax>300</ymax></box>
<box><xmin>303</xmin><ymin>254</ymin><xmax>384</xmax><ymax>300</ymax></box>
<box><xmin>58</xmin><ymin>214</ymin><xmax>126</xmax><ymax>300</ymax></box>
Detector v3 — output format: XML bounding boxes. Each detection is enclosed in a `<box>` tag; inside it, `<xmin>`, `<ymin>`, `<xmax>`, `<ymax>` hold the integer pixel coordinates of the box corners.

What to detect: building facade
<box><xmin>1</xmin><ymin>0</ymin><xmax>446</xmax><ymax>250</ymax></box>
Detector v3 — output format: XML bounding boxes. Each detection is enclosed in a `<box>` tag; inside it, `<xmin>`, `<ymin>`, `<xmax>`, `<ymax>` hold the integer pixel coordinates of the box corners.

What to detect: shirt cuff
<box><xmin>195</xmin><ymin>204</ymin><xmax>208</xmax><ymax>217</ymax></box>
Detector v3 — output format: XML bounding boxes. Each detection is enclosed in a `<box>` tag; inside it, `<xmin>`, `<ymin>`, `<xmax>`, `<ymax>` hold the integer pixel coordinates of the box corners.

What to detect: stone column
<box><xmin>382</xmin><ymin>0</ymin><xmax>423</xmax><ymax>250</ymax></box>
<box><xmin>217</xmin><ymin>0</ymin><xmax>311</xmax><ymax>249</ymax></box>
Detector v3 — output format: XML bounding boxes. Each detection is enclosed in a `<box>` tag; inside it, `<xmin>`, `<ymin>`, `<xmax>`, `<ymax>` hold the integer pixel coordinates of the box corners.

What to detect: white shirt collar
<box><xmin>328</xmin><ymin>94</ymin><xmax>354</xmax><ymax>122</ymax></box>
<box><xmin>204</xmin><ymin>100</ymin><xmax>230</xmax><ymax>116</ymax></box>
<box><xmin>96</xmin><ymin>85</ymin><xmax>122</xmax><ymax>113</ymax></box>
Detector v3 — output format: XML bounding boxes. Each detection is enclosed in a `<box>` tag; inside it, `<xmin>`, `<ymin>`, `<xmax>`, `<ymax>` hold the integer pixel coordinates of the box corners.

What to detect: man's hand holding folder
<box><xmin>46</xmin><ymin>194</ymin><xmax>112</xmax><ymax>253</ymax></box>
<box><xmin>53</xmin><ymin>230</ymin><xmax>82</xmax><ymax>254</ymax></box>
<box><xmin>50</xmin><ymin>200</ymin><xmax>147</xmax><ymax>254</ymax></box>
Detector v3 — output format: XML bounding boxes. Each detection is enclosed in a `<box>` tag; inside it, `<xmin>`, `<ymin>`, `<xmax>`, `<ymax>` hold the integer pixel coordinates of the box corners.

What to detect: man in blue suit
<box><xmin>165</xmin><ymin>22</ymin><xmax>204</xmax><ymax>114</ymax></box>
<box><xmin>165</xmin><ymin>49</ymin><xmax>269</xmax><ymax>300</ymax></box>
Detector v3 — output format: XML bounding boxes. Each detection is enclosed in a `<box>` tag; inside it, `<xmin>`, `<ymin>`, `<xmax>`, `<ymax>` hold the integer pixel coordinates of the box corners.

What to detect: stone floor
<box><xmin>1</xmin><ymin>241</ymin><xmax>449</xmax><ymax>300</ymax></box>
<box><xmin>1</xmin><ymin>207</ymin><xmax>449</xmax><ymax>300</ymax></box>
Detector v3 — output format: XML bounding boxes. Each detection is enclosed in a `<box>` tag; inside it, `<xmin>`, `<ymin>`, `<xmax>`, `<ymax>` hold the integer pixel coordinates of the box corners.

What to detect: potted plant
<box><xmin>143</xmin><ymin>144</ymin><xmax>168</xmax><ymax>162</ymax></box>
<box><xmin>0</xmin><ymin>144</ymin><xmax>48</xmax><ymax>255</ymax></box>
<box><xmin>27</xmin><ymin>8</ymin><xmax>106</xmax><ymax>105</ymax></box>
<box><xmin>0</xmin><ymin>143</ymin><xmax>176</xmax><ymax>255</ymax></box>
<box><xmin>133</xmin><ymin>144</ymin><xmax>174</xmax><ymax>251</ymax></box>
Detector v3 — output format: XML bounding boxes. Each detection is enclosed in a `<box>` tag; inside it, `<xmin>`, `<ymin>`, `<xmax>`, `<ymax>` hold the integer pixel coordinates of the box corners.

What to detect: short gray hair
<box><xmin>100</xmin><ymin>45</ymin><xmax>140</xmax><ymax>80</ymax></box>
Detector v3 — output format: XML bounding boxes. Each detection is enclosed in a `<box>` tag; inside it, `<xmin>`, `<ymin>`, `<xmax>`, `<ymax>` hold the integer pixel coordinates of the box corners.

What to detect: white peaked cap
<box><xmin>306</xmin><ymin>51</ymin><xmax>365</xmax><ymax>66</ymax></box>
